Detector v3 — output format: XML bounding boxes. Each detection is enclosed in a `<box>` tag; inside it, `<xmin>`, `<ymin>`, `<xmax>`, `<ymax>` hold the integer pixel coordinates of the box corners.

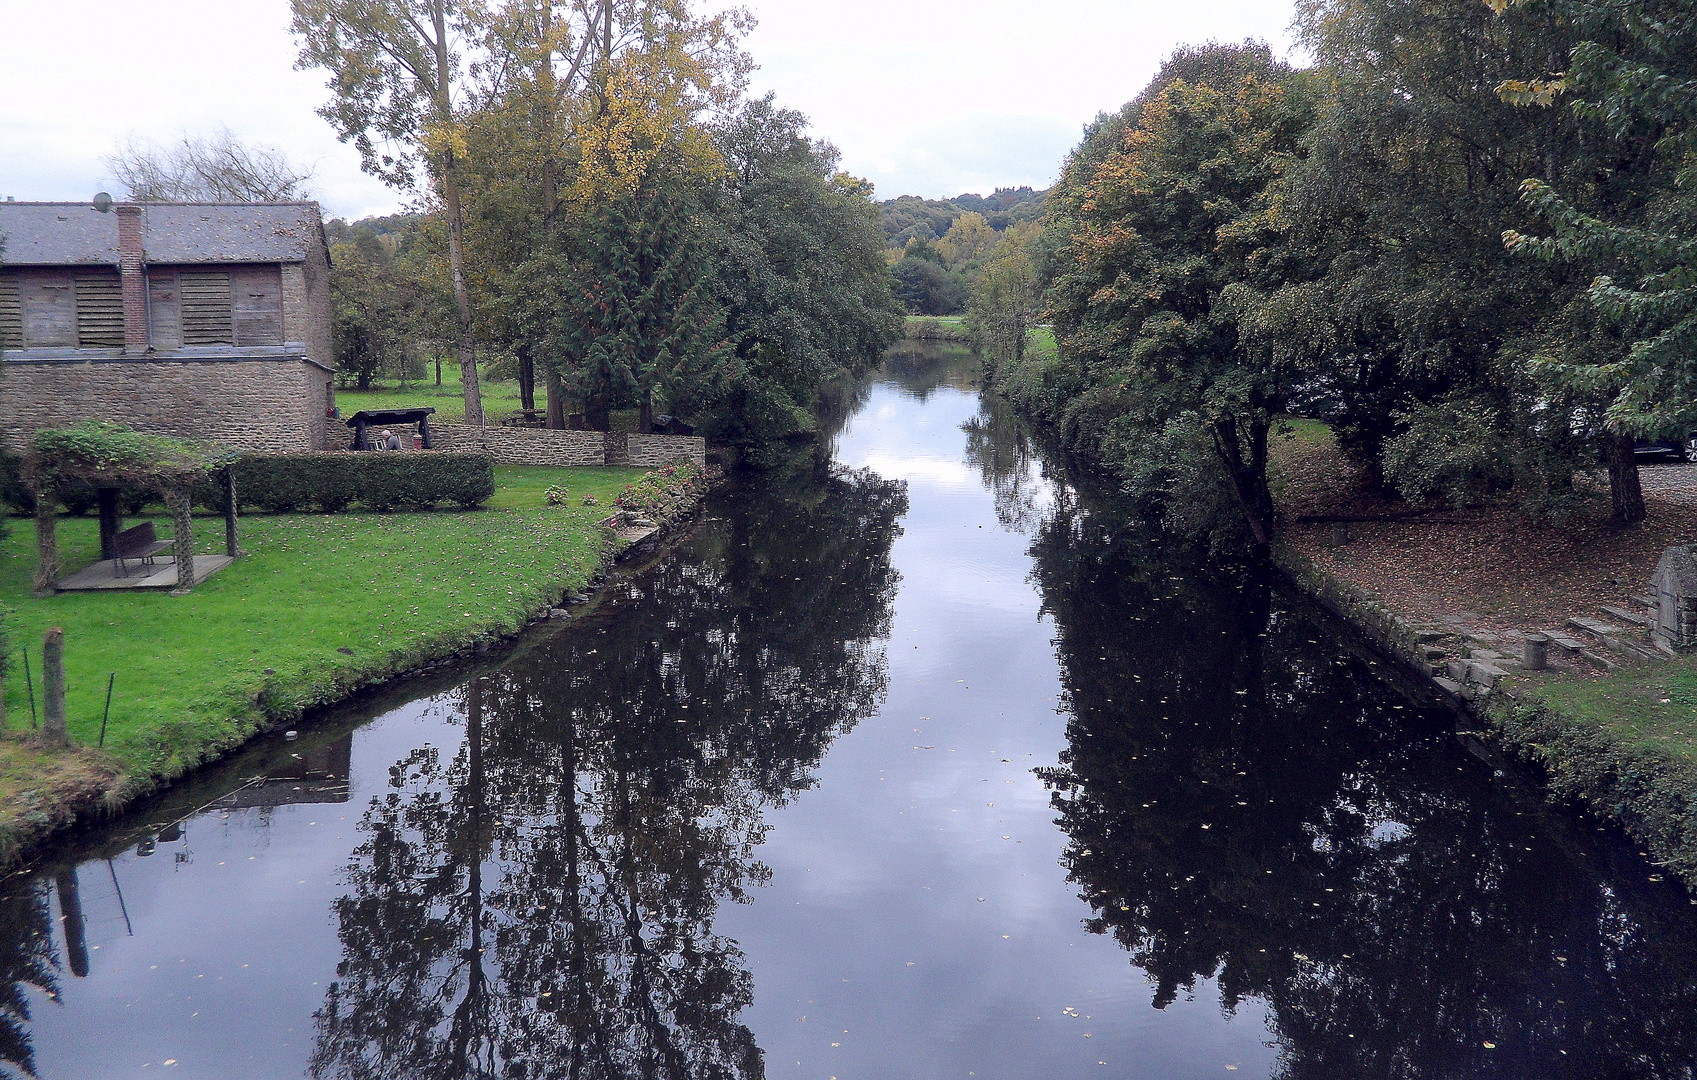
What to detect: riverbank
<box><xmin>1268</xmin><ymin>423</ymin><xmax>1697</xmax><ymax>886</ymax></box>
<box><xmin>0</xmin><ymin>461</ymin><xmax>710</xmax><ymax>868</ymax></box>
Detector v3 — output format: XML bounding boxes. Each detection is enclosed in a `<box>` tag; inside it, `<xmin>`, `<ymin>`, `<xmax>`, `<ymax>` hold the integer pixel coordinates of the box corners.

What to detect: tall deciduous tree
<box><xmin>459</xmin><ymin>0</ymin><xmax>751</xmax><ymax>427</ymax></box>
<box><xmin>1048</xmin><ymin>50</ymin><xmax>1307</xmax><ymax>548</ymax></box>
<box><xmin>688</xmin><ymin>97</ymin><xmax>904</xmax><ymax>458</ymax></box>
<box><xmin>293</xmin><ymin>0</ymin><xmax>489</xmax><ymax>427</ymax></box>
<box><xmin>967</xmin><ymin>220</ymin><xmax>1045</xmax><ymax>372</ymax></box>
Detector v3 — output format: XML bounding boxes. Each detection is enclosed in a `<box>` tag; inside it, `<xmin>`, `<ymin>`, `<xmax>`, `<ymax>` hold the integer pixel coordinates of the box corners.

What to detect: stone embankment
<box><xmin>1276</xmin><ymin>541</ymin><xmax>1697</xmax><ymax>888</ymax></box>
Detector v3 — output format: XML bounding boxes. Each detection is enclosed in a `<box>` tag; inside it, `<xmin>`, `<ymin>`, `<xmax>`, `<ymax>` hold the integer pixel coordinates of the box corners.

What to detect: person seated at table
<box><xmin>381</xmin><ymin>429</ymin><xmax>401</xmax><ymax>451</ymax></box>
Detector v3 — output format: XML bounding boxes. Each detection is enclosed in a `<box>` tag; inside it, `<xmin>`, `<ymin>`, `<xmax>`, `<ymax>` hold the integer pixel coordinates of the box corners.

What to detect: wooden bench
<box><xmin>113</xmin><ymin>522</ymin><xmax>174</xmax><ymax>577</ymax></box>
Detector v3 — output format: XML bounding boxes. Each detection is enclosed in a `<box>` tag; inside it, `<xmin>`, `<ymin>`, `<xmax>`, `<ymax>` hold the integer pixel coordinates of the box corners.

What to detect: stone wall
<box><xmin>0</xmin><ymin>352</ymin><xmax>333</xmax><ymax>453</ymax></box>
<box><xmin>430</xmin><ymin>423</ymin><xmax>606</xmax><ymax>465</ymax></box>
<box><xmin>624</xmin><ymin>433</ymin><xmax>707</xmax><ymax>468</ymax></box>
<box><xmin>426</xmin><ymin>425</ymin><xmax>706</xmax><ymax>467</ymax></box>
<box><xmin>281</xmin><ymin>243</ymin><xmax>336</xmax><ymax>450</ymax></box>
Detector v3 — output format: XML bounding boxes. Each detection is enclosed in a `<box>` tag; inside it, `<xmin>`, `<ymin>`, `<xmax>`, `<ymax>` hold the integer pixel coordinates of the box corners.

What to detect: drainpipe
<box><xmin>116</xmin><ymin>204</ymin><xmax>148</xmax><ymax>352</ymax></box>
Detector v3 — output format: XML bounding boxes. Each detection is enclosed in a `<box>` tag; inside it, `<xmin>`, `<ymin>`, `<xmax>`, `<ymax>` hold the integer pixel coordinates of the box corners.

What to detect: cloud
<box><xmin>0</xmin><ymin>0</ymin><xmax>1302</xmax><ymax>215</ymax></box>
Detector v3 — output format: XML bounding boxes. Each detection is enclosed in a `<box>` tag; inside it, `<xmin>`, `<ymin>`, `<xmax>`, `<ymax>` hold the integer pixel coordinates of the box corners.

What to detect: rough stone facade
<box><xmin>0</xmin><ymin>200</ymin><xmax>336</xmax><ymax>452</ymax></box>
<box><xmin>0</xmin><ymin>353</ymin><xmax>333</xmax><ymax>454</ymax></box>
<box><xmin>431</xmin><ymin>424</ymin><xmax>607</xmax><ymax>465</ymax></box>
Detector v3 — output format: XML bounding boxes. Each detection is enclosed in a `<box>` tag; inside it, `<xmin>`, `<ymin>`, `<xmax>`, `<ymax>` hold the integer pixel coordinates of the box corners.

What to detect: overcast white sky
<box><xmin>0</xmin><ymin>0</ymin><xmax>1299</xmax><ymax>219</ymax></box>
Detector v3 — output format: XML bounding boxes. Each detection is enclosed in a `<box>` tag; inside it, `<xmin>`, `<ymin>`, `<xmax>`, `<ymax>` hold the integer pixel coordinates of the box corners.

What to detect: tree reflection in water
<box><xmin>0</xmin><ymin>881</ymin><xmax>58</xmax><ymax>1079</ymax></box>
<box><xmin>311</xmin><ymin>460</ymin><xmax>908</xmax><ymax>1080</ymax></box>
<box><xmin>1024</xmin><ymin>483</ymin><xmax>1697</xmax><ymax>1079</ymax></box>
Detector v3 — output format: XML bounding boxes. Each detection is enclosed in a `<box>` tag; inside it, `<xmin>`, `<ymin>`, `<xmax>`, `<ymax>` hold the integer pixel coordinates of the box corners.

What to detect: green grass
<box><xmin>337</xmin><ymin>362</ymin><xmax>525</xmax><ymax>424</ymax></box>
<box><xmin>339</xmin><ymin>365</ymin><xmax>641</xmax><ymax>430</ymax></box>
<box><xmin>1526</xmin><ymin>663</ymin><xmax>1697</xmax><ymax>767</ymax></box>
<box><xmin>0</xmin><ymin>465</ymin><xmax>646</xmax><ymax>789</ymax></box>
<box><xmin>1027</xmin><ymin>325</ymin><xmax>1058</xmax><ymax>360</ymax></box>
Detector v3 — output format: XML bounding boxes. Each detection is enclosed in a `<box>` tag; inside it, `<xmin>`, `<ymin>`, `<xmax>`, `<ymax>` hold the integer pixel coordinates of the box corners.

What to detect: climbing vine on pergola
<box><xmin>25</xmin><ymin>422</ymin><xmax>241</xmax><ymax>595</ymax></box>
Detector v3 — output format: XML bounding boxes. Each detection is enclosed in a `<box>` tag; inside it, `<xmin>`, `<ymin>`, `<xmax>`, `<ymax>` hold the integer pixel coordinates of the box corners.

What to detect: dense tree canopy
<box><xmin>980</xmin><ymin>4</ymin><xmax>1695</xmax><ymax>544</ymax></box>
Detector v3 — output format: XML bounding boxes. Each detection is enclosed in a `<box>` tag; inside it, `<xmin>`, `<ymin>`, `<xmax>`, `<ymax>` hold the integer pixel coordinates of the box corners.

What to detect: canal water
<box><xmin>9</xmin><ymin>346</ymin><xmax>1697</xmax><ymax>1079</ymax></box>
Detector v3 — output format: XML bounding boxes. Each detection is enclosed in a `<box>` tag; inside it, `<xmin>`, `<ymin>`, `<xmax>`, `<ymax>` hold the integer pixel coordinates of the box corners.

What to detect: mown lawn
<box><xmin>338</xmin><ymin>367</ymin><xmax>641</xmax><ymax>430</ymax></box>
<box><xmin>1530</xmin><ymin>663</ymin><xmax>1697</xmax><ymax>766</ymax></box>
<box><xmin>0</xmin><ymin>465</ymin><xmax>644</xmax><ymax>789</ymax></box>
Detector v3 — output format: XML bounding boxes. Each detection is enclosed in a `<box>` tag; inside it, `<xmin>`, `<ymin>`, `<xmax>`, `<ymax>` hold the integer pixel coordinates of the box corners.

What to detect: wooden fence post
<box><xmin>41</xmin><ymin>628</ymin><xmax>67</xmax><ymax>748</ymax></box>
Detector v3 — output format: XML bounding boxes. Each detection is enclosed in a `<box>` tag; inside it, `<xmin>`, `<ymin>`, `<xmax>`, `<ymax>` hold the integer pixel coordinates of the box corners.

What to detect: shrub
<box><xmin>544</xmin><ymin>485</ymin><xmax>570</xmax><ymax>506</ymax></box>
<box><xmin>200</xmin><ymin>452</ymin><xmax>496</xmax><ymax>514</ymax></box>
<box><xmin>610</xmin><ymin>461</ymin><xmax>705</xmax><ymax>522</ymax></box>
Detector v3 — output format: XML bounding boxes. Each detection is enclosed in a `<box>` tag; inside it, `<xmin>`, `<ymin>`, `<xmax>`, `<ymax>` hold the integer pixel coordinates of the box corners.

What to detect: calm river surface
<box><xmin>9</xmin><ymin>346</ymin><xmax>1697</xmax><ymax>1079</ymax></box>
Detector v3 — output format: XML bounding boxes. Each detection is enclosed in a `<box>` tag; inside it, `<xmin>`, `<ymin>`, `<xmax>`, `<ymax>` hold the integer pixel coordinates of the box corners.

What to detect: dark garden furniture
<box><xmin>112</xmin><ymin>522</ymin><xmax>173</xmax><ymax>577</ymax></box>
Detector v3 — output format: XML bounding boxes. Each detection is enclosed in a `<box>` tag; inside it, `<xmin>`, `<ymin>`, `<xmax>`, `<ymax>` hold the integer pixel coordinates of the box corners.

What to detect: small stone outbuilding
<box><xmin>1652</xmin><ymin>545</ymin><xmax>1697</xmax><ymax>651</ymax></box>
<box><xmin>0</xmin><ymin>199</ymin><xmax>336</xmax><ymax>453</ymax></box>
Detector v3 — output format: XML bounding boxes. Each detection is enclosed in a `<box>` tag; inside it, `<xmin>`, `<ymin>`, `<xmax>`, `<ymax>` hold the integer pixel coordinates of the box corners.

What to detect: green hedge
<box><xmin>206</xmin><ymin>453</ymin><xmax>495</xmax><ymax>513</ymax></box>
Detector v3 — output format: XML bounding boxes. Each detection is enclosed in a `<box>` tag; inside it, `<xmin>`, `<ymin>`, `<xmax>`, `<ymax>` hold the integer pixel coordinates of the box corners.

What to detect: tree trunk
<box><xmin>638</xmin><ymin>388</ymin><xmax>654</xmax><ymax>434</ymax></box>
<box><xmin>545</xmin><ymin>366</ymin><xmax>566</xmax><ymax>429</ymax></box>
<box><xmin>430</xmin><ymin>0</ymin><xmax>484</xmax><ymax>430</ymax></box>
<box><xmin>1212</xmin><ymin>418</ymin><xmax>1274</xmax><ymax>551</ymax></box>
<box><xmin>435</xmin><ymin>354</ymin><xmax>443</xmax><ymax>387</ymax></box>
<box><xmin>585</xmin><ymin>396</ymin><xmax>611</xmax><ymax>433</ymax></box>
<box><xmin>1605</xmin><ymin>433</ymin><xmax>1646</xmax><ymax>525</ymax></box>
<box><xmin>518</xmin><ymin>344</ymin><xmax>536</xmax><ymax>412</ymax></box>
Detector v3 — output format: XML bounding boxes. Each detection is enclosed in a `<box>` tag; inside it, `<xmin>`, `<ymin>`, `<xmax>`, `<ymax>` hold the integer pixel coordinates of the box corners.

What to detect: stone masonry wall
<box><xmin>625</xmin><ymin>433</ymin><xmax>707</xmax><ymax>468</ymax></box>
<box><xmin>281</xmin><ymin>244</ymin><xmax>336</xmax><ymax>450</ymax></box>
<box><xmin>431</xmin><ymin>423</ymin><xmax>606</xmax><ymax>465</ymax></box>
<box><xmin>0</xmin><ymin>355</ymin><xmax>332</xmax><ymax>453</ymax></box>
<box><xmin>424</xmin><ymin>426</ymin><xmax>706</xmax><ymax>467</ymax></box>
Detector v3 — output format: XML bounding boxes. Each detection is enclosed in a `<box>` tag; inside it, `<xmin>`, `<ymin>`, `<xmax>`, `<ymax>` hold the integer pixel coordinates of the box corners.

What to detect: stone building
<box><xmin>0</xmin><ymin>199</ymin><xmax>336</xmax><ymax>452</ymax></box>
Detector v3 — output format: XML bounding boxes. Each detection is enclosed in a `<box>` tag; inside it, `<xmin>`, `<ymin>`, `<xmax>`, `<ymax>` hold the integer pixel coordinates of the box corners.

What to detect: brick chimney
<box><xmin>115</xmin><ymin>204</ymin><xmax>148</xmax><ymax>350</ymax></box>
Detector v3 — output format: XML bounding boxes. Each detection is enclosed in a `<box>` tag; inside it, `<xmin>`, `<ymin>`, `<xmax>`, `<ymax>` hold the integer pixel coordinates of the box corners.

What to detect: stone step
<box><xmin>1569</xmin><ymin>616</ymin><xmax>1630</xmax><ymax>637</ymax></box>
<box><xmin>1631</xmin><ymin>594</ymin><xmax>1656</xmax><ymax>608</ymax></box>
<box><xmin>1600</xmin><ymin>605</ymin><xmax>1653</xmax><ymax>628</ymax></box>
<box><xmin>1579</xmin><ymin>649</ymin><xmax>1619</xmax><ymax>671</ymax></box>
<box><xmin>1432</xmin><ymin>676</ymin><xmax>1464</xmax><ymax>697</ymax></box>
<box><xmin>1541</xmin><ymin>631</ymin><xmax>1585</xmax><ymax>654</ymax></box>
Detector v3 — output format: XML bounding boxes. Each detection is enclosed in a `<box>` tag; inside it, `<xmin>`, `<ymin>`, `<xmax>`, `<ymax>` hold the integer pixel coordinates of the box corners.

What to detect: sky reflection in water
<box><xmin>3</xmin><ymin>344</ymin><xmax>1696</xmax><ymax>1080</ymax></box>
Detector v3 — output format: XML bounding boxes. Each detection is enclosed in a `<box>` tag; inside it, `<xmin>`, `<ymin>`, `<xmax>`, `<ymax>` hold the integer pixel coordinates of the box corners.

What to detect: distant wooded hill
<box><xmin>878</xmin><ymin>187</ymin><xmax>1047</xmax><ymax>249</ymax></box>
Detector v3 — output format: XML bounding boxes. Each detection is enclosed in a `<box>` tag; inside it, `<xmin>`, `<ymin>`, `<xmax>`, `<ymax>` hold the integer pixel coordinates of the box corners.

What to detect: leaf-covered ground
<box><xmin>1270</xmin><ymin>420</ymin><xmax>1697</xmax><ymax>635</ymax></box>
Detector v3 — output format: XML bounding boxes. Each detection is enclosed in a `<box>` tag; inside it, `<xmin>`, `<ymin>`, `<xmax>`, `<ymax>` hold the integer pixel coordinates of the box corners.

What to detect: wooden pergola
<box><xmin>25</xmin><ymin>424</ymin><xmax>240</xmax><ymax>596</ymax></box>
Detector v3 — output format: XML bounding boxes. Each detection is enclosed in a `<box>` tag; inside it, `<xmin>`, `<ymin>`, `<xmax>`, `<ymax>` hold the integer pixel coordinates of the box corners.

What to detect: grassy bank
<box><xmin>903</xmin><ymin>315</ymin><xmax>972</xmax><ymax>342</ymax></box>
<box><xmin>1499</xmin><ymin>670</ymin><xmax>1697</xmax><ymax>883</ymax></box>
<box><xmin>0</xmin><ymin>464</ymin><xmax>651</xmax><ymax>864</ymax></box>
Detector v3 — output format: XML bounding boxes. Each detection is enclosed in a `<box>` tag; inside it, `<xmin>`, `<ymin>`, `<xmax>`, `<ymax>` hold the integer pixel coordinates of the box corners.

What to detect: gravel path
<box><xmin>1638</xmin><ymin>463</ymin><xmax>1697</xmax><ymax>503</ymax></box>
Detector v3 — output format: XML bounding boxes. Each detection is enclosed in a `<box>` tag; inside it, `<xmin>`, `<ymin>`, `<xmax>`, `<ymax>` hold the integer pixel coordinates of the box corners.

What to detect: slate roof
<box><xmin>1654</xmin><ymin>544</ymin><xmax>1697</xmax><ymax>596</ymax></box>
<box><xmin>0</xmin><ymin>201</ymin><xmax>325</xmax><ymax>266</ymax></box>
